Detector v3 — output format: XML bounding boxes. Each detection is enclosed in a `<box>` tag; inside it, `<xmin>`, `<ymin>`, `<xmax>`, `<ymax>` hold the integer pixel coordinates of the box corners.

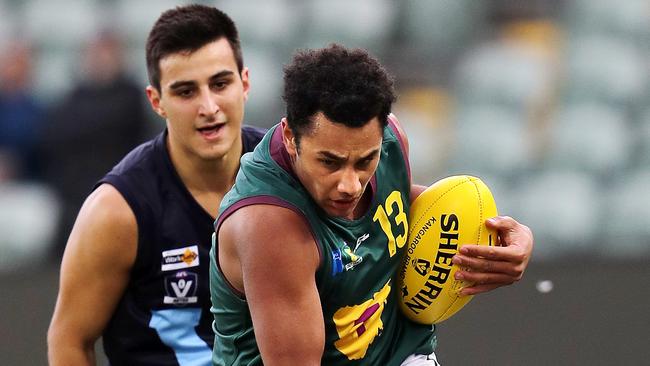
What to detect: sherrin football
<box><xmin>397</xmin><ymin>175</ymin><xmax>498</xmax><ymax>324</ymax></box>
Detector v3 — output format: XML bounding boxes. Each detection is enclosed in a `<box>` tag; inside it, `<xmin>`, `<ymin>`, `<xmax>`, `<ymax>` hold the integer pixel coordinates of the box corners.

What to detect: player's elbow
<box><xmin>47</xmin><ymin>320</ymin><xmax>96</xmax><ymax>364</ymax></box>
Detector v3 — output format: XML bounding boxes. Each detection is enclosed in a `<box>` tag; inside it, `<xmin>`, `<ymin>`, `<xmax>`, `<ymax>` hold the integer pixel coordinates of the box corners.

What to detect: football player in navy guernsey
<box><xmin>48</xmin><ymin>5</ymin><xmax>265</xmax><ymax>366</ymax></box>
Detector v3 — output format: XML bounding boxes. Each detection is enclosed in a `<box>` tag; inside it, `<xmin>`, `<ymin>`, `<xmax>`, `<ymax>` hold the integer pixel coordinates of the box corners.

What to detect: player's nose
<box><xmin>337</xmin><ymin>168</ymin><xmax>362</xmax><ymax>196</ymax></box>
<box><xmin>197</xmin><ymin>89</ymin><xmax>219</xmax><ymax>117</ymax></box>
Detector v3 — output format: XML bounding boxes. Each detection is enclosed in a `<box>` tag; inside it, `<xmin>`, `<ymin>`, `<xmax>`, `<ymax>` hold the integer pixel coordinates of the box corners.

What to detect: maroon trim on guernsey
<box><xmin>387</xmin><ymin>114</ymin><xmax>412</xmax><ymax>183</ymax></box>
<box><xmin>214</xmin><ymin>195</ymin><xmax>323</xmax><ymax>298</ymax></box>
<box><xmin>269</xmin><ymin>126</ymin><xmax>298</xmax><ymax>179</ymax></box>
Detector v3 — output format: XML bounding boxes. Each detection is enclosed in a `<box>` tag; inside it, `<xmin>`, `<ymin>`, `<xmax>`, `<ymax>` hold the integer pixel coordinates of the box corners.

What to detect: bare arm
<box><xmin>219</xmin><ymin>205</ymin><xmax>323</xmax><ymax>365</ymax></box>
<box><xmin>48</xmin><ymin>184</ymin><xmax>137</xmax><ymax>365</ymax></box>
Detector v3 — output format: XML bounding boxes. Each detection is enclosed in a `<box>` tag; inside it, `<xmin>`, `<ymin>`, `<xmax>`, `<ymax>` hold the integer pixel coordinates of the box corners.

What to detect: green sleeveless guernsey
<box><xmin>210</xmin><ymin>118</ymin><xmax>436</xmax><ymax>365</ymax></box>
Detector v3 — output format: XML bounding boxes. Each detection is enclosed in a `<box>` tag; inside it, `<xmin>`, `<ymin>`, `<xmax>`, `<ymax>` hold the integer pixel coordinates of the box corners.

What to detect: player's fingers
<box><xmin>456</xmin><ymin>271</ymin><xmax>516</xmax><ymax>289</ymax></box>
<box><xmin>459</xmin><ymin>283</ymin><xmax>501</xmax><ymax>296</ymax></box>
<box><xmin>459</xmin><ymin>244</ymin><xmax>527</xmax><ymax>265</ymax></box>
<box><xmin>453</xmin><ymin>254</ymin><xmax>524</xmax><ymax>278</ymax></box>
<box><xmin>485</xmin><ymin>215</ymin><xmax>518</xmax><ymax>231</ymax></box>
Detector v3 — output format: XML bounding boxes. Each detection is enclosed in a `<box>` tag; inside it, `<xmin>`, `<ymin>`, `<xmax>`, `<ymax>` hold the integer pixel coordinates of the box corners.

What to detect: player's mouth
<box><xmin>197</xmin><ymin>123</ymin><xmax>226</xmax><ymax>140</ymax></box>
<box><xmin>330</xmin><ymin>197</ymin><xmax>359</xmax><ymax>212</ymax></box>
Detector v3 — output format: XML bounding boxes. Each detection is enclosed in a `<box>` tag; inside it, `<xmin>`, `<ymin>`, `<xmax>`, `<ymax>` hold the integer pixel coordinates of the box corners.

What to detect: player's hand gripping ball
<box><xmin>397</xmin><ymin>175</ymin><xmax>498</xmax><ymax>324</ymax></box>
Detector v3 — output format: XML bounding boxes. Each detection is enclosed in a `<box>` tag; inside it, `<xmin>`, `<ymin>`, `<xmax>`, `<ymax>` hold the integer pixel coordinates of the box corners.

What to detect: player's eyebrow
<box><xmin>359</xmin><ymin>149</ymin><xmax>381</xmax><ymax>161</ymax></box>
<box><xmin>209</xmin><ymin>70</ymin><xmax>235</xmax><ymax>81</ymax></box>
<box><xmin>168</xmin><ymin>70</ymin><xmax>235</xmax><ymax>90</ymax></box>
<box><xmin>318</xmin><ymin>151</ymin><xmax>344</xmax><ymax>160</ymax></box>
<box><xmin>168</xmin><ymin>80</ymin><xmax>196</xmax><ymax>91</ymax></box>
<box><xmin>318</xmin><ymin>149</ymin><xmax>380</xmax><ymax>161</ymax></box>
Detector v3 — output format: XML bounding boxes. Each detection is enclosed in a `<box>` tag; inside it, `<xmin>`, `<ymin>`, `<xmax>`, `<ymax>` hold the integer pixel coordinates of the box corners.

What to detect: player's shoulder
<box><xmin>220</xmin><ymin>204</ymin><xmax>317</xmax><ymax>270</ymax></box>
<box><xmin>66</xmin><ymin>183</ymin><xmax>137</xmax><ymax>270</ymax></box>
<box><xmin>222</xmin><ymin>202</ymin><xmax>310</xmax><ymax>241</ymax></box>
<box><xmin>242</xmin><ymin>124</ymin><xmax>268</xmax><ymax>137</ymax></box>
<box><xmin>385</xmin><ymin>113</ymin><xmax>410</xmax><ymax>156</ymax></box>
<box><xmin>241</xmin><ymin>124</ymin><xmax>268</xmax><ymax>152</ymax></box>
<box><xmin>84</xmin><ymin>184</ymin><xmax>136</xmax><ymax>226</ymax></box>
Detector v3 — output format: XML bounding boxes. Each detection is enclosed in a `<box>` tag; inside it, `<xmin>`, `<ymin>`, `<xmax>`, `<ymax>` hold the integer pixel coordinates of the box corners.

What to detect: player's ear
<box><xmin>146</xmin><ymin>85</ymin><xmax>166</xmax><ymax>118</ymax></box>
<box><xmin>281</xmin><ymin>118</ymin><xmax>297</xmax><ymax>157</ymax></box>
<box><xmin>240</xmin><ymin>67</ymin><xmax>250</xmax><ymax>102</ymax></box>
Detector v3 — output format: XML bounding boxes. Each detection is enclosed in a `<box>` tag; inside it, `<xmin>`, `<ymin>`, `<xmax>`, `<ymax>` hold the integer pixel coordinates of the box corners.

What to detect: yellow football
<box><xmin>397</xmin><ymin>175</ymin><xmax>498</xmax><ymax>324</ymax></box>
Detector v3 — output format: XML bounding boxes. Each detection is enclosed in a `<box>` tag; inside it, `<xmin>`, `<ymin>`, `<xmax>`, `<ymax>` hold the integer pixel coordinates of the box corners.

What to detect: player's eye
<box><xmin>175</xmin><ymin>88</ymin><xmax>195</xmax><ymax>98</ymax></box>
<box><xmin>319</xmin><ymin>158</ymin><xmax>341</xmax><ymax>170</ymax></box>
<box><xmin>356</xmin><ymin>157</ymin><xmax>375</xmax><ymax>169</ymax></box>
<box><xmin>211</xmin><ymin>80</ymin><xmax>228</xmax><ymax>90</ymax></box>
<box><xmin>320</xmin><ymin>158</ymin><xmax>335</xmax><ymax>166</ymax></box>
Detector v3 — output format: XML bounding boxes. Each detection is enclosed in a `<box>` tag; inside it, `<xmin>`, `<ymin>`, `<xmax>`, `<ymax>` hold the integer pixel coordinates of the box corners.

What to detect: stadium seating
<box><xmin>564</xmin><ymin>0</ymin><xmax>650</xmax><ymax>43</ymax></box>
<box><xmin>543</xmin><ymin>102</ymin><xmax>633</xmax><ymax>179</ymax></box>
<box><xmin>600</xmin><ymin>168</ymin><xmax>650</xmax><ymax>259</ymax></box>
<box><xmin>510</xmin><ymin>169</ymin><xmax>601</xmax><ymax>260</ymax></box>
<box><xmin>302</xmin><ymin>0</ymin><xmax>396</xmax><ymax>54</ymax></box>
<box><xmin>0</xmin><ymin>0</ymin><xmax>647</xmax><ymax>265</ymax></box>
<box><xmin>216</xmin><ymin>0</ymin><xmax>304</xmax><ymax>54</ymax></box>
<box><xmin>447</xmin><ymin>103</ymin><xmax>535</xmax><ymax>182</ymax></box>
<box><xmin>0</xmin><ymin>182</ymin><xmax>60</xmax><ymax>272</ymax></box>
<box><xmin>561</xmin><ymin>35</ymin><xmax>648</xmax><ymax>109</ymax></box>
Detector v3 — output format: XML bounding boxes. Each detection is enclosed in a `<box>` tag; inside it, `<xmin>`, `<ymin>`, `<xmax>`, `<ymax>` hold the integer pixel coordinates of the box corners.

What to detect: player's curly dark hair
<box><xmin>283</xmin><ymin>44</ymin><xmax>396</xmax><ymax>143</ymax></box>
<box><xmin>146</xmin><ymin>4</ymin><xmax>242</xmax><ymax>93</ymax></box>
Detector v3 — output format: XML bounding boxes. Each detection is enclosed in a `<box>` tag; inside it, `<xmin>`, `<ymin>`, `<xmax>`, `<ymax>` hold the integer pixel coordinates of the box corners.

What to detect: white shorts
<box><xmin>400</xmin><ymin>352</ymin><xmax>441</xmax><ymax>366</ymax></box>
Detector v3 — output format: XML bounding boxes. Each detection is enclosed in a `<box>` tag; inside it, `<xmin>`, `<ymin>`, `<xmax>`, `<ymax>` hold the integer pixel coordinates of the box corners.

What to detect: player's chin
<box><xmin>197</xmin><ymin>143</ymin><xmax>231</xmax><ymax>160</ymax></box>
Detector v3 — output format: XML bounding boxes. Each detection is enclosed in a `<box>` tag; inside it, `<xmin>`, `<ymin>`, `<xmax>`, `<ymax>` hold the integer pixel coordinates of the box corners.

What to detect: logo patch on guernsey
<box><xmin>164</xmin><ymin>271</ymin><xmax>198</xmax><ymax>305</ymax></box>
<box><xmin>161</xmin><ymin>245</ymin><xmax>199</xmax><ymax>271</ymax></box>
<box><xmin>332</xmin><ymin>242</ymin><xmax>363</xmax><ymax>276</ymax></box>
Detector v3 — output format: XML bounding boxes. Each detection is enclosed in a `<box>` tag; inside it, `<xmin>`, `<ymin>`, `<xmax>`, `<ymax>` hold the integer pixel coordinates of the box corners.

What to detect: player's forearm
<box><xmin>259</xmin><ymin>339</ymin><xmax>322</xmax><ymax>366</ymax></box>
<box><xmin>48</xmin><ymin>344</ymin><xmax>95</xmax><ymax>366</ymax></box>
<box><xmin>48</xmin><ymin>331</ymin><xmax>96</xmax><ymax>366</ymax></box>
<box><xmin>254</xmin><ymin>312</ymin><xmax>324</xmax><ymax>366</ymax></box>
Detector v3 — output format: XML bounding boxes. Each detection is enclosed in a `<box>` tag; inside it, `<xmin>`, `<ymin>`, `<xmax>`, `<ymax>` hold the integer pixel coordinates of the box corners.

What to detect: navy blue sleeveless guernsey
<box><xmin>95</xmin><ymin>126</ymin><xmax>265</xmax><ymax>366</ymax></box>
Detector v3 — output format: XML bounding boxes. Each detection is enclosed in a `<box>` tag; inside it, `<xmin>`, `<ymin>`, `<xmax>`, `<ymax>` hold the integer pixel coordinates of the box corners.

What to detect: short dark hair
<box><xmin>146</xmin><ymin>4</ymin><xmax>243</xmax><ymax>92</ymax></box>
<box><xmin>283</xmin><ymin>43</ymin><xmax>396</xmax><ymax>143</ymax></box>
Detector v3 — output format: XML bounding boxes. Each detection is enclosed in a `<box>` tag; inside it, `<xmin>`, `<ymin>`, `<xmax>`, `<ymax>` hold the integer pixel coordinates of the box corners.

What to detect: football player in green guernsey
<box><xmin>209</xmin><ymin>44</ymin><xmax>534</xmax><ymax>366</ymax></box>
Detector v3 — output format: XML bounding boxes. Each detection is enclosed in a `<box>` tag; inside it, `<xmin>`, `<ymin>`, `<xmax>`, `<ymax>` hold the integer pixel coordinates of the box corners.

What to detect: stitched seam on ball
<box><xmin>409</xmin><ymin>177</ymin><xmax>470</xmax><ymax>237</ymax></box>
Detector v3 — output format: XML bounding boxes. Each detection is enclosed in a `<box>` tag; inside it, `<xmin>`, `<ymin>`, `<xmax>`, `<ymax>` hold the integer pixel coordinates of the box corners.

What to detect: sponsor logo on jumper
<box><xmin>353</xmin><ymin>233</ymin><xmax>370</xmax><ymax>252</ymax></box>
<box><xmin>161</xmin><ymin>245</ymin><xmax>199</xmax><ymax>271</ymax></box>
<box><xmin>164</xmin><ymin>271</ymin><xmax>198</xmax><ymax>305</ymax></box>
<box><xmin>332</xmin><ymin>242</ymin><xmax>364</xmax><ymax>276</ymax></box>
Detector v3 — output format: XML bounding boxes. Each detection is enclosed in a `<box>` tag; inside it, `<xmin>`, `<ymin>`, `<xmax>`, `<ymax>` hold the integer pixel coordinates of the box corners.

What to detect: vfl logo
<box><xmin>161</xmin><ymin>245</ymin><xmax>199</xmax><ymax>271</ymax></box>
<box><xmin>163</xmin><ymin>271</ymin><xmax>198</xmax><ymax>305</ymax></box>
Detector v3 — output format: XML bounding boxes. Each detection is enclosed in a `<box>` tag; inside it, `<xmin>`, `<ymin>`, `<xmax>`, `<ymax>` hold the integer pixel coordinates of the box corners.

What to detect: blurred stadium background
<box><xmin>0</xmin><ymin>0</ymin><xmax>648</xmax><ymax>365</ymax></box>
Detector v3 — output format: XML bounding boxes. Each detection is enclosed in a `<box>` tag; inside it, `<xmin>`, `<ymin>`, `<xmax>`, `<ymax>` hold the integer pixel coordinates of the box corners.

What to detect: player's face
<box><xmin>146</xmin><ymin>38</ymin><xmax>249</xmax><ymax>161</ymax></box>
<box><xmin>283</xmin><ymin>113</ymin><xmax>383</xmax><ymax>220</ymax></box>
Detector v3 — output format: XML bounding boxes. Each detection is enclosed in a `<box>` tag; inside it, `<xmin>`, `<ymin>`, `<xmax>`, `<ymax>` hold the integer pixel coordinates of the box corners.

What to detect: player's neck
<box><xmin>168</xmin><ymin>139</ymin><xmax>242</xmax><ymax>218</ymax></box>
<box><xmin>168</xmin><ymin>140</ymin><xmax>241</xmax><ymax>197</ymax></box>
